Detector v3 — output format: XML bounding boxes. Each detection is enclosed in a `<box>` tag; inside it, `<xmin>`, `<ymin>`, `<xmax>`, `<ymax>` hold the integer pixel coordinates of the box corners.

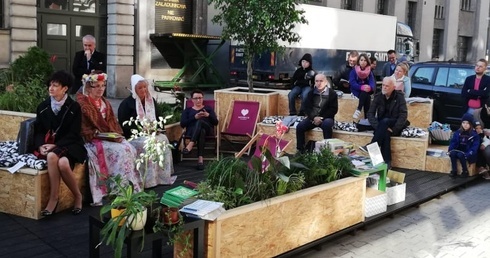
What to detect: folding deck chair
<box><xmin>180</xmin><ymin>99</ymin><xmax>219</xmax><ymax>161</ymax></box>
<box><xmin>220</xmin><ymin>100</ymin><xmax>261</xmax><ymax>155</ymax></box>
<box><xmin>235</xmin><ymin>132</ymin><xmax>291</xmax><ymax>162</ymax></box>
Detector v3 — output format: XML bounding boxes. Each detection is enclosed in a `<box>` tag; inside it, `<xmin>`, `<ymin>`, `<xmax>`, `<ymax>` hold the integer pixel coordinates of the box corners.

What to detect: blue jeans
<box><xmin>288</xmin><ymin>86</ymin><xmax>311</xmax><ymax>115</ymax></box>
<box><xmin>371</xmin><ymin>118</ymin><xmax>397</xmax><ymax>163</ymax></box>
<box><xmin>296</xmin><ymin>118</ymin><xmax>334</xmax><ymax>152</ymax></box>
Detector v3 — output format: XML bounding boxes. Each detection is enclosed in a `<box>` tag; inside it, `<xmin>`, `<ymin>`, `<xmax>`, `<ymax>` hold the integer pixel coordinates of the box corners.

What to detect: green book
<box><xmin>165</xmin><ymin>186</ymin><xmax>198</xmax><ymax>202</ymax></box>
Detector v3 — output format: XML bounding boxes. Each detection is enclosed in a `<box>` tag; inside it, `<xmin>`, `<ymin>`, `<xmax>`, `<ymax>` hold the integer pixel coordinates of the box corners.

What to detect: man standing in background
<box><xmin>72</xmin><ymin>34</ymin><xmax>106</xmax><ymax>94</ymax></box>
<box><xmin>381</xmin><ymin>49</ymin><xmax>398</xmax><ymax>77</ymax></box>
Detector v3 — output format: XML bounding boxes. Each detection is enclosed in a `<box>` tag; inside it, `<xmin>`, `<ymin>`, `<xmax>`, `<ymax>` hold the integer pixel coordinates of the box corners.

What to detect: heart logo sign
<box><xmin>241</xmin><ymin>109</ymin><xmax>249</xmax><ymax>116</ymax></box>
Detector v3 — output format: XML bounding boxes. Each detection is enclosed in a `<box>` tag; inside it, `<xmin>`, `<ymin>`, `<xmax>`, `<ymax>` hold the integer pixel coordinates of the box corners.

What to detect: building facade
<box><xmin>0</xmin><ymin>0</ymin><xmax>489</xmax><ymax>97</ymax></box>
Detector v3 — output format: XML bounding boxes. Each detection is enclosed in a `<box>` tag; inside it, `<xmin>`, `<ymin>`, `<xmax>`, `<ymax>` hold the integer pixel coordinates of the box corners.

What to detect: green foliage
<box><xmin>289</xmin><ymin>148</ymin><xmax>353</xmax><ymax>187</ymax></box>
<box><xmin>10</xmin><ymin>46</ymin><xmax>54</xmax><ymax>86</ymax></box>
<box><xmin>209</xmin><ymin>0</ymin><xmax>308</xmax><ymax>91</ymax></box>
<box><xmin>155</xmin><ymin>101</ymin><xmax>181</xmax><ymax>124</ymax></box>
<box><xmin>0</xmin><ymin>46</ymin><xmax>53</xmax><ymax>112</ymax></box>
<box><xmin>0</xmin><ymin>75</ymin><xmax>48</xmax><ymax>112</ymax></box>
<box><xmin>99</xmin><ymin>176</ymin><xmax>158</xmax><ymax>258</ymax></box>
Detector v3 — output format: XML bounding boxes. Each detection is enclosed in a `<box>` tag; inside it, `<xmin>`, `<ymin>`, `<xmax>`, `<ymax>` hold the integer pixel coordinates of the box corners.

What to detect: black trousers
<box><xmin>189</xmin><ymin>120</ymin><xmax>213</xmax><ymax>157</ymax></box>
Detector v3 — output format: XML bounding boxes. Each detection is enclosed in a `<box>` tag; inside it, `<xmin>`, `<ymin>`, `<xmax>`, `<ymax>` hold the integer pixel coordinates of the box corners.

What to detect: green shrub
<box><xmin>0</xmin><ymin>75</ymin><xmax>48</xmax><ymax>113</ymax></box>
<box><xmin>10</xmin><ymin>46</ymin><xmax>54</xmax><ymax>85</ymax></box>
<box><xmin>155</xmin><ymin>101</ymin><xmax>182</xmax><ymax>124</ymax></box>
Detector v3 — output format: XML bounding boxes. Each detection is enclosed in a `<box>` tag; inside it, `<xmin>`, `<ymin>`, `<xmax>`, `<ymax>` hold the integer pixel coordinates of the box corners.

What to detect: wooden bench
<box><xmin>0</xmin><ymin>163</ymin><xmax>86</xmax><ymax>219</ymax></box>
<box><xmin>257</xmin><ymin>123</ymin><xmax>428</xmax><ymax>170</ymax></box>
<box><xmin>425</xmin><ymin>144</ymin><xmax>478</xmax><ymax>176</ymax></box>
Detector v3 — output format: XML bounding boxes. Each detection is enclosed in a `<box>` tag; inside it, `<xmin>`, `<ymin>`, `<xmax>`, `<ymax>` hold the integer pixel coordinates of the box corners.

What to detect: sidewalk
<box><xmin>298</xmin><ymin>180</ymin><xmax>490</xmax><ymax>258</ymax></box>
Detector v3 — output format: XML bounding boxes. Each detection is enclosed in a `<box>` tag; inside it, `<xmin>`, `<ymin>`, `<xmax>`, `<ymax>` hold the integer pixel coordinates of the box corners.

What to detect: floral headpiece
<box><xmin>82</xmin><ymin>73</ymin><xmax>108</xmax><ymax>84</ymax></box>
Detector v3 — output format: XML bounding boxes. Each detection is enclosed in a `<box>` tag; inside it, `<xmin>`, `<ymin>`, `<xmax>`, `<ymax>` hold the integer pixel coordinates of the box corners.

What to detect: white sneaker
<box><xmin>353</xmin><ymin>110</ymin><xmax>361</xmax><ymax>119</ymax></box>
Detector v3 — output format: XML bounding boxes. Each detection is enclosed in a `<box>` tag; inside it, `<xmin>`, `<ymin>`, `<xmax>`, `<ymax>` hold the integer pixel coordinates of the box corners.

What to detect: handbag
<box><xmin>34</xmin><ymin>103</ymin><xmax>73</xmax><ymax>159</ymax></box>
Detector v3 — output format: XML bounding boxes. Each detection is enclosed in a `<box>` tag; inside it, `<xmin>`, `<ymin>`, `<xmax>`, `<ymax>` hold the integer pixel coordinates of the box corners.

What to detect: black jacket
<box><xmin>34</xmin><ymin>96</ymin><xmax>87</xmax><ymax>163</ymax></box>
<box><xmin>291</xmin><ymin>53</ymin><xmax>315</xmax><ymax>88</ymax></box>
<box><xmin>72</xmin><ymin>49</ymin><xmax>106</xmax><ymax>93</ymax></box>
<box><xmin>461</xmin><ymin>74</ymin><xmax>490</xmax><ymax>111</ymax></box>
<box><xmin>304</xmin><ymin>87</ymin><xmax>338</xmax><ymax>120</ymax></box>
<box><xmin>367</xmin><ymin>91</ymin><xmax>408</xmax><ymax>136</ymax></box>
<box><xmin>117</xmin><ymin>96</ymin><xmax>161</xmax><ymax>139</ymax></box>
<box><xmin>333</xmin><ymin>64</ymin><xmax>353</xmax><ymax>93</ymax></box>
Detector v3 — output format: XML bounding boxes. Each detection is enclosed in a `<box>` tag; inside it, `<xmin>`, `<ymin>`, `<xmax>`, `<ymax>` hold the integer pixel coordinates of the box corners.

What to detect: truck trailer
<box><xmin>229</xmin><ymin>4</ymin><xmax>415</xmax><ymax>88</ymax></box>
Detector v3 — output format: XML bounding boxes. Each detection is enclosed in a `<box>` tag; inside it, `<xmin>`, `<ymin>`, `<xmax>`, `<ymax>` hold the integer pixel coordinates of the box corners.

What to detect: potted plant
<box><xmin>152</xmin><ymin>205</ymin><xmax>193</xmax><ymax>258</ymax></box>
<box><xmin>99</xmin><ymin>176</ymin><xmax>158</xmax><ymax>257</ymax></box>
<box><xmin>98</xmin><ymin>116</ymin><xmax>172</xmax><ymax>258</ymax></box>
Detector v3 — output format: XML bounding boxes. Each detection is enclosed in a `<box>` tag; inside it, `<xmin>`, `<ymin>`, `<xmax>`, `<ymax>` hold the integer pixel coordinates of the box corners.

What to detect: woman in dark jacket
<box><xmin>34</xmin><ymin>71</ymin><xmax>87</xmax><ymax>216</ymax></box>
<box><xmin>288</xmin><ymin>53</ymin><xmax>315</xmax><ymax>116</ymax></box>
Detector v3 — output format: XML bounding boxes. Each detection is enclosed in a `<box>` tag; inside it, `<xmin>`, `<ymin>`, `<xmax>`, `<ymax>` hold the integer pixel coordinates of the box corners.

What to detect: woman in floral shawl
<box><xmin>77</xmin><ymin>71</ymin><xmax>141</xmax><ymax>206</ymax></box>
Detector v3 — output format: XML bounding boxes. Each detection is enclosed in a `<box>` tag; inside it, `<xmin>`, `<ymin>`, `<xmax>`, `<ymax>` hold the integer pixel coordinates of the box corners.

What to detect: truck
<box><xmin>229</xmin><ymin>4</ymin><xmax>416</xmax><ymax>88</ymax></box>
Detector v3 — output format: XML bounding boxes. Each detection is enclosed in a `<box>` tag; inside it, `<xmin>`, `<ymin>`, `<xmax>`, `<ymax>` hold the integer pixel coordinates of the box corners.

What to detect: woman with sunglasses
<box><xmin>77</xmin><ymin>71</ymin><xmax>141</xmax><ymax>206</ymax></box>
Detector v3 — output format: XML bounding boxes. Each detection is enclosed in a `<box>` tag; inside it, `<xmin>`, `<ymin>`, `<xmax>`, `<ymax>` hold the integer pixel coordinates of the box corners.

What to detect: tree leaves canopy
<box><xmin>209</xmin><ymin>0</ymin><xmax>308</xmax><ymax>63</ymax></box>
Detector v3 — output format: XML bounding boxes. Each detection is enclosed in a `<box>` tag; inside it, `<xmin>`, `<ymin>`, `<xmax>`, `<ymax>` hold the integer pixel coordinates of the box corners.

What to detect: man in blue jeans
<box><xmin>296</xmin><ymin>74</ymin><xmax>338</xmax><ymax>154</ymax></box>
<box><xmin>360</xmin><ymin>76</ymin><xmax>408</xmax><ymax>169</ymax></box>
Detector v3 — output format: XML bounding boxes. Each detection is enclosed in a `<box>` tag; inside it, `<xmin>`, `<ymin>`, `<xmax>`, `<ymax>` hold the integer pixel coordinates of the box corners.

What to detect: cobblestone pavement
<box><xmin>298</xmin><ymin>180</ymin><xmax>490</xmax><ymax>258</ymax></box>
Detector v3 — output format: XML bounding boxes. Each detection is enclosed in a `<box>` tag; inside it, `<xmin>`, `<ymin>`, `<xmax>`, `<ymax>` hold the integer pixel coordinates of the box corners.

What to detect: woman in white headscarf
<box><xmin>118</xmin><ymin>74</ymin><xmax>176</xmax><ymax>188</ymax></box>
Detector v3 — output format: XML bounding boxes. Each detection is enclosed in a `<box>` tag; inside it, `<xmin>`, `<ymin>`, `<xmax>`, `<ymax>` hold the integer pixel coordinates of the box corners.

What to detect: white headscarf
<box><xmin>131</xmin><ymin>74</ymin><xmax>156</xmax><ymax>121</ymax></box>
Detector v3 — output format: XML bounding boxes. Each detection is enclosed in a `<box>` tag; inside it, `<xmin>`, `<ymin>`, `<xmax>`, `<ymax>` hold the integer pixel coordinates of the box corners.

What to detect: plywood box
<box><xmin>0</xmin><ymin>110</ymin><xmax>35</xmax><ymax>141</ymax></box>
<box><xmin>256</xmin><ymin>123</ymin><xmax>428</xmax><ymax>170</ymax></box>
<box><xmin>0</xmin><ymin>163</ymin><xmax>86</xmax><ymax>219</ymax></box>
<box><xmin>205</xmin><ymin>177</ymin><xmax>366</xmax><ymax>258</ymax></box>
<box><xmin>214</xmin><ymin>87</ymin><xmax>280</xmax><ymax>123</ymax></box>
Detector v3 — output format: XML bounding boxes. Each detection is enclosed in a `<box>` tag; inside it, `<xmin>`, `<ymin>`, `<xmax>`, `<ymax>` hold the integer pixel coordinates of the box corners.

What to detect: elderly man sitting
<box><xmin>360</xmin><ymin>76</ymin><xmax>408</xmax><ymax>169</ymax></box>
<box><xmin>295</xmin><ymin>73</ymin><xmax>338</xmax><ymax>154</ymax></box>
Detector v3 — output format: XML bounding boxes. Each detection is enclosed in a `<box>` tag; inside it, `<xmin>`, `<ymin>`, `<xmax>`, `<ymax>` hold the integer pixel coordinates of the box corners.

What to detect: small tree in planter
<box><xmin>209</xmin><ymin>0</ymin><xmax>308</xmax><ymax>92</ymax></box>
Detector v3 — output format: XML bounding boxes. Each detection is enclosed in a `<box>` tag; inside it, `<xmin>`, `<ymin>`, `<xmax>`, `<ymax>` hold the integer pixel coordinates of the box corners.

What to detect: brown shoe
<box><xmin>482</xmin><ymin>171</ymin><xmax>490</xmax><ymax>180</ymax></box>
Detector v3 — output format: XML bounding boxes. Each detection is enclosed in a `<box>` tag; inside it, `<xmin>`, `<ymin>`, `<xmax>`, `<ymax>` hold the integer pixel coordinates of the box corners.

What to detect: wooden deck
<box><xmin>0</xmin><ymin>160</ymin><xmax>482</xmax><ymax>258</ymax></box>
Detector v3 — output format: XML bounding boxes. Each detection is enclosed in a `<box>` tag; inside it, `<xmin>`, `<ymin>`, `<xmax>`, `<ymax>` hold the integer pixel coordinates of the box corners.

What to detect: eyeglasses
<box><xmin>90</xmin><ymin>85</ymin><xmax>106</xmax><ymax>89</ymax></box>
<box><xmin>192</xmin><ymin>97</ymin><xmax>203</xmax><ymax>100</ymax></box>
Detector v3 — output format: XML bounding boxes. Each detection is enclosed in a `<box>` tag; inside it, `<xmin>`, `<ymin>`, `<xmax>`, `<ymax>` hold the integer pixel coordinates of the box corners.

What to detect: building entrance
<box><xmin>37</xmin><ymin>1</ymin><xmax>106</xmax><ymax>73</ymax></box>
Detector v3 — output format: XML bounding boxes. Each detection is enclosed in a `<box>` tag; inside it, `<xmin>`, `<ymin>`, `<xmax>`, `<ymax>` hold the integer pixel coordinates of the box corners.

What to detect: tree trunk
<box><xmin>247</xmin><ymin>59</ymin><xmax>254</xmax><ymax>92</ymax></box>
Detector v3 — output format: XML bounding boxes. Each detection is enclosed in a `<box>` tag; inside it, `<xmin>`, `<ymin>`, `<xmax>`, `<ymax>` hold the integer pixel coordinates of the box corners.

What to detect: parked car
<box><xmin>409</xmin><ymin>61</ymin><xmax>490</xmax><ymax>128</ymax></box>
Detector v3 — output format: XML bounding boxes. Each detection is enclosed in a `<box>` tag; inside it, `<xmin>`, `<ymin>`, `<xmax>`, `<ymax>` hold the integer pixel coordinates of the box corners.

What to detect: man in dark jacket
<box><xmin>333</xmin><ymin>50</ymin><xmax>359</xmax><ymax>94</ymax></box>
<box><xmin>288</xmin><ymin>53</ymin><xmax>315</xmax><ymax>116</ymax></box>
<box><xmin>381</xmin><ymin>49</ymin><xmax>398</xmax><ymax>77</ymax></box>
<box><xmin>360</xmin><ymin>76</ymin><xmax>408</xmax><ymax>168</ymax></box>
<box><xmin>296</xmin><ymin>73</ymin><xmax>338</xmax><ymax>153</ymax></box>
<box><xmin>461</xmin><ymin>58</ymin><xmax>490</xmax><ymax>115</ymax></box>
<box><xmin>72</xmin><ymin>34</ymin><xmax>106</xmax><ymax>94</ymax></box>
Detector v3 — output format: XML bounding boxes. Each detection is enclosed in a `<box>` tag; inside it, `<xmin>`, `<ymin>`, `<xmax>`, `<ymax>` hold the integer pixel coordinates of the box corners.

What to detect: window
<box><xmin>447</xmin><ymin>68</ymin><xmax>472</xmax><ymax>88</ymax></box>
<box><xmin>432</xmin><ymin>29</ymin><xmax>443</xmax><ymax>59</ymax></box>
<box><xmin>342</xmin><ymin>0</ymin><xmax>357</xmax><ymax>11</ymax></box>
<box><xmin>407</xmin><ymin>2</ymin><xmax>417</xmax><ymax>30</ymax></box>
<box><xmin>0</xmin><ymin>1</ymin><xmax>3</xmax><ymax>28</ymax></box>
<box><xmin>412</xmin><ymin>67</ymin><xmax>435</xmax><ymax>84</ymax></box>
<box><xmin>434</xmin><ymin>68</ymin><xmax>448</xmax><ymax>87</ymax></box>
<box><xmin>434</xmin><ymin>5</ymin><xmax>444</xmax><ymax>19</ymax></box>
<box><xmin>377</xmin><ymin>0</ymin><xmax>387</xmax><ymax>14</ymax></box>
<box><xmin>457</xmin><ymin>36</ymin><xmax>471</xmax><ymax>62</ymax></box>
<box><xmin>461</xmin><ymin>0</ymin><xmax>472</xmax><ymax>11</ymax></box>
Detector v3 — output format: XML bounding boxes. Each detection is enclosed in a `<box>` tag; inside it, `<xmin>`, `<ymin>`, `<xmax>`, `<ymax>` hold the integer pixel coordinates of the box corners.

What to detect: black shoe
<box><xmin>359</xmin><ymin>145</ymin><xmax>368</xmax><ymax>153</ymax></box>
<box><xmin>182</xmin><ymin>148</ymin><xmax>190</xmax><ymax>155</ymax></box>
<box><xmin>197</xmin><ymin>162</ymin><xmax>205</xmax><ymax>170</ymax></box>
<box><xmin>41</xmin><ymin>201</ymin><xmax>59</xmax><ymax>217</ymax></box>
<box><xmin>72</xmin><ymin>207</ymin><xmax>82</xmax><ymax>215</ymax></box>
<box><xmin>459</xmin><ymin>172</ymin><xmax>469</xmax><ymax>178</ymax></box>
<box><xmin>449</xmin><ymin>172</ymin><xmax>457</xmax><ymax>178</ymax></box>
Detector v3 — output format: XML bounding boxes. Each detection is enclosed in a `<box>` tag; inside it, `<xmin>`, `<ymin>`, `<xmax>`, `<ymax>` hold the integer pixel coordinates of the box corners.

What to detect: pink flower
<box><xmin>275</xmin><ymin>121</ymin><xmax>288</xmax><ymax>138</ymax></box>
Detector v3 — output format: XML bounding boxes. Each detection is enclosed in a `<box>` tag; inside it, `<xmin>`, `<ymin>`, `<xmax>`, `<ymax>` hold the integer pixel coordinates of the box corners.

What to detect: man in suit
<box><xmin>381</xmin><ymin>49</ymin><xmax>398</xmax><ymax>77</ymax></box>
<box><xmin>72</xmin><ymin>34</ymin><xmax>106</xmax><ymax>94</ymax></box>
<box><xmin>461</xmin><ymin>58</ymin><xmax>490</xmax><ymax>115</ymax></box>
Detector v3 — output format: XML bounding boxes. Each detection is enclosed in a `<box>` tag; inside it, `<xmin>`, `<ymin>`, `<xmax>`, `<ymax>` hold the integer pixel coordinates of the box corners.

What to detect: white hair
<box><xmin>82</xmin><ymin>34</ymin><xmax>96</xmax><ymax>44</ymax></box>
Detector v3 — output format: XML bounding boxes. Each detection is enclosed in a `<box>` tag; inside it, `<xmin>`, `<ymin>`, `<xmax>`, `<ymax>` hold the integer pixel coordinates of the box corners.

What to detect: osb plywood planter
<box><xmin>425</xmin><ymin>156</ymin><xmax>477</xmax><ymax>176</ymax></box>
<box><xmin>214</xmin><ymin>87</ymin><xmax>280</xmax><ymax>123</ymax></box>
<box><xmin>0</xmin><ymin>110</ymin><xmax>35</xmax><ymax>141</ymax></box>
<box><xmin>257</xmin><ymin>124</ymin><xmax>428</xmax><ymax>170</ymax></box>
<box><xmin>0</xmin><ymin>163</ymin><xmax>86</xmax><ymax>219</ymax></box>
<box><xmin>205</xmin><ymin>177</ymin><xmax>366</xmax><ymax>258</ymax></box>
<box><xmin>276</xmin><ymin>94</ymin><xmax>433</xmax><ymax>129</ymax></box>
<box><xmin>164</xmin><ymin>122</ymin><xmax>183</xmax><ymax>142</ymax></box>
